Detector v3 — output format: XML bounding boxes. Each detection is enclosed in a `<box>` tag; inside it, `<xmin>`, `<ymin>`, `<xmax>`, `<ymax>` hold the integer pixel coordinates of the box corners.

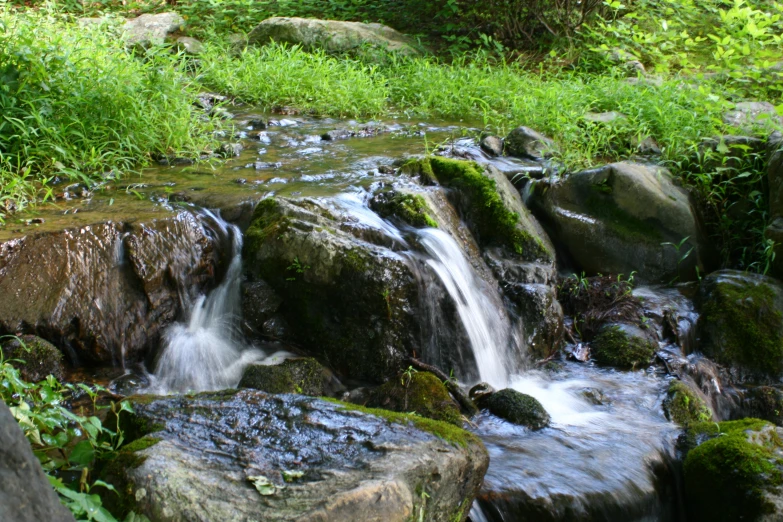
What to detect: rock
<box><xmin>175</xmin><ymin>36</ymin><xmax>203</xmax><ymax>55</ymax></box>
<box><xmin>0</xmin><ymin>401</ymin><xmax>75</xmax><ymax>522</ymax></box>
<box><xmin>742</xmin><ymin>387</ymin><xmax>783</xmax><ymax>426</ymax></box>
<box><xmin>122</xmin><ymin>13</ymin><xmax>184</xmax><ymax>47</ymax></box>
<box><xmin>367</xmin><ymin>371</ymin><xmax>462</xmax><ymax>426</ymax></box>
<box><xmin>242</xmin><ymin>197</ymin><xmax>422</xmax><ymax>382</ymax></box>
<box><xmin>218</xmin><ymin>142</ymin><xmax>244</xmax><ymax>158</ymax></box>
<box><xmin>468</xmin><ymin>382</ymin><xmax>495</xmax><ymax>402</ymax></box>
<box><xmin>0</xmin><ymin>212</ymin><xmax>222</xmax><ymax>365</ymax></box>
<box><xmin>1</xmin><ymin>335</ymin><xmax>64</xmax><ymax>383</ymax></box>
<box><xmin>247</xmin><ymin>17</ymin><xmax>420</xmax><ymax>56</ymax></box>
<box><xmin>591</xmin><ymin>323</ymin><xmax>656</xmax><ymax>369</ymax></box>
<box><xmin>370</xmin><ymin>188</ymin><xmax>438</xmax><ymax>228</ymax></box>
<box><xmin>697</xmin><ymin>270</ymin><xmax>783</xmax><ymax>382</ymax></box>
<box><xmin>663</xmin><ymin>380</ymin><xmax>713</xmax><ymax>426</ymax></box>
<box><xmin>723</xmin><ymin>101</ymin><xmax>781</xmax><ymax>128</ymax></box>
<box><xmin>632</xmin><ymin>135</ymin><xmax>661</xmax><ymax>155</ymax></box>
<box><xmin>476</xmin><ymin>388</ymin><xmax>550</xmax><ymax>430</ymax></box>
<box><xmin>583</xmin><ymin>111</ymin><xmax>627</xmax><ymax>124</ymax></box>
<box><xmin>504</xmin><ymin>126</ymin><xmax>556</xmax><ymax>160</ymax></box>
<box><xmin>112</xmin><ymin>390</ymin><xmax>488</xmax><ymax>521</ymax></box>
<box><xmin>241</xmin><ymin>280</ymin><xmax>284</xmax><ymax>338</ymax></box>
<box><xmin>247</xmin><ymin>118</ymin><xmax>267</xmax><ymax>130</ymax></box>
<box><xmin>682</xmin><ymin>419</ymin><xmax>783</xmax><ymax>522</ymax></box>
<box><xmin>238</xmin><ymin>357</ymin><xmax>343</xmax><ymax>396</ymax></box>
<box><xmin>480</xmin><ymin>135</ymin><xmax>504</xmax><ymax>157</ymax></box>
<box><xmin>529</xmin><ymin>162</ymin><xmax>702</xmax><ymax>284</ymax></box>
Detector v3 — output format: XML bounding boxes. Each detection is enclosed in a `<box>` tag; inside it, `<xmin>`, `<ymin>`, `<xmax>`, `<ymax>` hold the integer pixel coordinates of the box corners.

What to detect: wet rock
<box><xmin>195</xmin><ymin>92</ymin><xmax>227</xmax><ymax>111</ymax></box>
<box><xmin>113</xmin><ymin>390</ymin><xmax>488</xmax><ymax>521</ymax></box>
<box><xmin>238</xmin><ymin>357</ymin><xmax>344</xmax><ymax>396</ymax></box>
<box><xmin>529</xmin><ymin>162</ymin><xmax>702</xmax><ymax>284</ymax></box>
<box><xmin>248</xmin><ymin>17</ymin><xmax>421</xmax><ymax>56</ymax></box>
<box><xmin>122</xmin><ymin>12</ymin><xmax>184</xmax><ymax>47</ymax></box>
<box><xmin>476</xmin><ymin>388</ymin><xmax>550</xmax><ymax>430</ymax></box>
<box><xmin>1</xmin><ymin>335</ymin><xmax>64</xmax><ymax>383</ymax></box>
<box><xmin>468</xmin><ymin>382</ymin><xmax>495</xmax><ymax>401</ymax></box>
<box><xmin>367</xmin><ymin>371</ymin><xmax>462</xmax><ymax>426</ymax></box>
<box><xmin>0</xmin><ymin>212</ymin><xmax>222</xmax><ymax>365</ymax></box>
<box><xmin>109</xmin><ymin>371</ymin><xmax>151</xmax><ymax>396</ymax></box>
<box><xmin>579</xmin><ymin>387</ymin><xmax>608</xmax><ymax>405</ymax></box>
<box><xmin>247</xmin><ymin>118</ymin><xmax>267</xmax><ymax>130</ymax></box>
<box><xmin>697</xmin><ymin>270</ymin><xmax>783</xmax><ymax>382</ymax></box>
<box><xmin>0</xmin><ymin>401</ymin><xmax>75</xmax><ymax>522</ymax></box>
<box><xmin>504</xmin><ymin>126</ymin><xmax>556</xmax><ymax>160</ymax></box>
<box><xmin>480</xmin><ymin>135</ymin><xmax>504</xmax><ymax>157</ymax></box>
<box><xmin>218</xmin><ymin>142</ymin><xmax>244</xmax><ymax>158</ymax></box>
<box><xmin>370</xmin><ymin>188</ymin><xmax>438</xmax><ymax>228</ymax></box>
<box><xmin>242</xmin><ymin>197</ymin><xmax>422</xmax><ymax>382</ymax></box>
<box><xmin>682</xmin><ymin>419</ymin><xmax>783</xmax><ymax>522</ymax></box>
<box><xmin>663</xmin><ymin>379</ymin><xmax>713</xmax><ymax>426</ymax></box>
<box><xmin>591</xmin><ymin>323</ymin><xmax>656</xmax><ymax>369</ymax></box>
<box><xmin>241</xmin><ymin>280</ymin><xmax>283</xmax><ymax>337</ymax></box>
<box><xmin>742</xmin><ymin>387</ymin><xmax>783</xmax><ymax>426</ymax></box>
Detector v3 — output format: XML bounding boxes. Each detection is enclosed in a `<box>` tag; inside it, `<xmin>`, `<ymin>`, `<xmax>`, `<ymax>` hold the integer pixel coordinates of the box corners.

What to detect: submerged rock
<box><xmin>0</xmin><ymin>212</ymin><xmax>222</xmax><ymax>366</ymax></box>
<box><xmin>476</xmin><ymin>388</ymin><xmax>550</xmax><ymax>430</ymax></box>
<box><xmin>247</xmin><ymin>17</ymin><xmax>421</xmax><ymax>56</ymax></box>
<box><xmin>238</xmin><ymin>357</ymin><xmax>344</xmax><ymax>396</ymax></box>
<box><xmin>1</xmin><ymin>335</ymin><xmax>64</xmax><ymax>383</ymax></box>
<box><xmin>591</xmin><ymin>323</ymin><xmax>656</xmax><ymax>369</ymax></box>
<box><xmin>529</xmin><ymin>162</ymin><xmax>703</xmax><ymax>284</ymax></box>
<box><xmin>682</xmin><ymin>419</ymin><xmax>783</xmax><ymax>522</ymax></box>
<box><xmin>697</xmin><ymin>270</ymin><xmax>783</xmax><ymax>382</ymax></box>
<box><xmin>504</xmin><ymin>126</ymin><xmax>556</xmax><ymax>160</ymax></box>
<box><xmin>0</xmin><ymin>401</ymin><xmax>75</xmax><ymax>522</ymax></box>
<box><xmin>111</xmin><ymin>390</ymin><xmax>488</xmax><ymax>521</ymax></box>
<box><xmin>367</xmin><ymin>371</ymin><xmax>462</xmax><ymax>426</ymax></box>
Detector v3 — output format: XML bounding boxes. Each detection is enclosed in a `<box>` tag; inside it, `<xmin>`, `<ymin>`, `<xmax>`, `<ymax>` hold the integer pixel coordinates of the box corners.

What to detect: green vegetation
<box><xmin>683</xmin><ymin>418</ymin><xmax>783</xmax><ymax>522</ymax></box>
<box><xmin>663</xmin><ymin>380</ymin><xmax>713</xmax><ymax>426</ymax></box>
<box><xmin>371</xmin><ymin>190</ymin><xmax>438</xmax><ymax>228</ymax></box>
<box><xmin>367</xmin><ymin>371</ymin><xmax>462</xmax><ymax>426</ymax></box>
<box><xmin>591</xmin><ymin>324</ymin><xmax>656</xmax><ymax>368</ymax></box>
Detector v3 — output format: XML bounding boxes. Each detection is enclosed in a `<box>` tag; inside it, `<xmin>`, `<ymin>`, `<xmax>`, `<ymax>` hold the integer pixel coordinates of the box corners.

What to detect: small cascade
<box><xmin>417</xmin><ymin>228</ymin><xmax>518</xmax><ymax>388</ymax></box>
<box><xmin>147</xmin><ymin>211</ymin><xmax>264</xmax><ymax>393</ymax></box>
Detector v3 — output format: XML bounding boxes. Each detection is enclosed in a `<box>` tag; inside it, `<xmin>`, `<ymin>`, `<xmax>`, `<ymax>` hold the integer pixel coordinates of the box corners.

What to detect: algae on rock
<box><xmin>367</xmin><ymin>371</ymin><xmax>462</xmax><ymax>426</ymax></box>
<box><xmin>663</xmin><ymin>380</ymin><xmax>713</xmax><ymax>426</ymax></box>
<box><xmin>591</xmin><ymin>323</ymin><xmax>656</xmax><ymax>369</ymax></box>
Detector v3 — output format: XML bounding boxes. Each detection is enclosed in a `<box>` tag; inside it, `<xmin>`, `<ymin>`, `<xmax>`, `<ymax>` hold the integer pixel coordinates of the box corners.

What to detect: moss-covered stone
<box><xmin>744</xmin><ymin>387</ymin><xmax>783</xmax><ymax>426</ymax></box>
<box><xmin>699</xmin><ymin>270</ymin><xmax>783</xmax><ymax>380</ymax></box>
<box><xmin>591</xmin><ymin>323</ymin><xmax>656</xmax><ymax>369</ymax></box>
<box><xmin>683</xmin><ymin>419</ymin><xmax>783</xmax><ymax>522</ymax></box>
<box><xmin>663</xmin><ymin>380</ymin><xmax>713</xmax><ymax>426</ymax></box>
<box><xmin>238</xmin><ymin>358</ymin><xmax>334</xmax><ymax>396</ymax></box>
<box><xmin>404</xmin><ymin>157</ymin><xmax>551</xmax><ymax>260</ymax></box>
<box><xmin>367</xmin><ymin>371</ymin><xmax>462</xmax><ymax>426</ymax></box>
<box><xmin>1</xmin><ymin>335</ymin><xmax>64</xmax><ymax>383</ymax></box>
<box><xmin>370</xmin><ymin>189</ymin><xmax>438</xmax><ymax>228</ymax></box>
<box><xmin>476</xmin><ymin>388</ymin><xmax>550</xmax><ymax>430</ymax></box>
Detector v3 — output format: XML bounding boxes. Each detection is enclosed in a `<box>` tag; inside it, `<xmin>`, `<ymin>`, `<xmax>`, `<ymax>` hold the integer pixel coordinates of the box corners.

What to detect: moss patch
<box><xmin>408</xmin><ymin>157</ymin><xmax>548</xmax><ymax>259</ymax></box>
<box><xmin>683</xmin><ymin>419</ymin><xmax>783</xmax><ymax>522</ymax></box>
<box><xmin>244</xmin><ymin>197</ymin><xmax>291</xmax><ymax>257</ymax></box>
<box><xmin>701</xmin><ymin>279</ymin><xmax>783</xmax><ymax>377</ymax></box>
<box><xmin>476</xmin><ymin>388</ymin><xmax>550</xmax><ymax>430</ymax></box>
<box><xmin>322</xmin><ymin>397</ymin><xmax>480</xmax><ymax>448</ymax></box>
<box><xmin>591</xmin><ymin>324</ymin><xmax>656</xmax><ymax>369</ymax></box>
<box><xmin>238</xmin><ymin>358</ymin><xmax>330</xmax><ymax>396</ymax></box>
<box><xmin>1</xmin><ymin>335</ymin><xmax>65</xmax><ymax>383</ymax></box>
<box><xmin>663</xmin><ymin>380</ymin><xmax>712</xmax><ymax>426</ymax></box>
<box><xmin>367</xmin><ymin>371</ymin><xmax>462</xmax><ymax>426</ymax></box>
<box><xmin>371</xmin><ymin>190</ymin><xmax>438</xmax><ymax>228</ymax></box>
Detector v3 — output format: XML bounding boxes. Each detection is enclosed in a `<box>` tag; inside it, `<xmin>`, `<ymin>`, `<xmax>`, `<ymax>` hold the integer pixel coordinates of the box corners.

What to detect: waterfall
<box><xmin>148</xmin><ymin>211</ymin><xmax>264</xmax><ymax>393</ymax></box>
<box><xmin>417</xmin><ymin>228</ymin><xmax>515</xmax><ymax>387</ymax></box>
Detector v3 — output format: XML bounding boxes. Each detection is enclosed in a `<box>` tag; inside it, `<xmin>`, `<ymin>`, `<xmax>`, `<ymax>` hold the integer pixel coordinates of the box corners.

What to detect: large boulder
<box><xmin>697</xmin><ymin>270</ymin><xmax>783</xmax><ymax>382</ymax></box>
<box><xmin>682</xmin><ymin>419</ymin><xmax>783</xmax><ymax>522</ymax></box>
<box><xmin>110</xmin><ymin>390</ymin><xmax>488</xmax><ymax>521</ymax></box>
<box><xmin>529</xmin><ymin>162</ymin><xmax>703</xmax><ymax>283</ymax></box>
<box><xmin>248</xmin><ymin>17</ymin><xmax>420</xmax><ymax>56</ymax></box>
<box><xmin>242</xmin><ymin>197</ymin><xmax>422</xmax><ymax>382</ymax></box>
<box><xmin>0</xmin><ymin>400</ymin><xmax>75</xmax><ymax>522</ymax></box>
<box><xmin>0</xmin><ymin>212</ymin><xmax>222</xmax><ymax>366</ymax></box>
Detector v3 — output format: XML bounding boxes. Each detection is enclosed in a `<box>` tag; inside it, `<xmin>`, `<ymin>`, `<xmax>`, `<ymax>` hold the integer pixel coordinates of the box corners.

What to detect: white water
<box><xmin>147</xmin><ymin>213</ymin><xmax>265</xmax><ymax>393</ymax></box>
<box><xmin>417</xmin><ymin>228</ymin><xmax>515</xmax><ymax>387</ymax></box>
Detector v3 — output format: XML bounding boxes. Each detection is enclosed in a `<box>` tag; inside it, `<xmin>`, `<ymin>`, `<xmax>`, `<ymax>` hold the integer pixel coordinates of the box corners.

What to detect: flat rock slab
<box><xmin>119</xmin><ymin>390</ymin><xmax>488</xmax><ymax>521</ymax></box>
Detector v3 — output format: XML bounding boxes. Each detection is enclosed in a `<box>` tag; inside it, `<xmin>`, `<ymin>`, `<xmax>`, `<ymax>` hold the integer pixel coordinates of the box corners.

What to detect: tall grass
<box><xmin>0</xmin><ymin>9</ymin><xmax>217</xmax><ymax>219</ymax></box>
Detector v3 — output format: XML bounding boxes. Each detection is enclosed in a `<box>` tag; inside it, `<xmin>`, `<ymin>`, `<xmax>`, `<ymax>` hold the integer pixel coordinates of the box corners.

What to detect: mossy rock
<box><xmin>663</xmin><ymin>380</ymin><xmax>713</xmax><ymax>426</ymax></box>
<box><xmin>367</xmin><ymin>371</ymin><xmax>462</xmax><ymax>426</ymax></box>
<box><xmin>683</xmin><ymin>419</ymin><xmax>783</xmax><ymax>522</ymax></box>
<box><xmin>743</xmin><ymin>387</ymin><xmax>783</xmax><ymax>426</ymax></box>
<box><xmin>369</xmin><ymin>188</ymin><xmax>438</xmax><ymax>228</ymax></box>
<box><xmin>402</xmin><ymin>157</ymin><xmax>553</xmax><ymax>262</ymax></box>
<box><xmin>591</xmin><ymin>323</ymin><xmax>656</xmax><ymax>369</ymax></box>
<box><xmin>476</xmin><ymin>388</ymin><xmax>550</xmax><ymax>430</ymax></box>
<box><xmin>238</xmin><ymin>357</ymin><xmax>339</xmax><ymax>396</ymax></box>
<box><xmin>698</xmin><ymin>270</ymin><xmax>783</xmax><ymax>381</ymax></box>
<box><xmin>1</xmin><ymin>335</ymin><xmax>64</xmax><ymax>383</ymax></box>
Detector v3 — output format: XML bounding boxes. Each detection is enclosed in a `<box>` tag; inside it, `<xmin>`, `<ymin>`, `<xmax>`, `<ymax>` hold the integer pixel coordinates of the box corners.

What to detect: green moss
<box><xmin>367</xmin><ymin>372</ymin><xmax>462</xmax><ymax>426</ymax></box>
<box><xmin>683</xmin><ymin>419</ymin><xmax>783</xmax><ymax>522</ymax></box>
<box><xmin>1</xmin><ymin>335</ymin><xmax>64</xmax><ymax>382</ymax></box>
<box><xmin>321</xmin><ymin>397</ymin><xmax>480</xmax><ymax>448</ymax></box>
<box><xmin>372</xmin><ymin>190</ymin><xmax>438</xmax><ymax>228</ymax></box>
<box><xmin>663</xmin><ymin>380</ymin><xmax>712</xmax><ymax>426</ymax></box>
<box><xmin>238</xmin><ymin>358</ymin><xmax>329</xmax><ymax>396</ymax></box>
<box><xmin>412</xmin><ymin>157</ymin><xmax>549</xmax><ymax>259</ymax></box>
<box><xmin>244</xmin><ymin>197</ymin><xmax>291</xmax><ymax>256</ymax></box>
<box><xmin>476</xmin><ymin>388</ymin><xmax>550</xmax><ymax>430</ymax></box>
<box><xmin>701</xmin><ymin>280</ymin><xmax>783</xmax><ymax>377</ymax></box>
<box><xmin>120</xmin><ymin>436</ymin><xmax>161</xmax><ymax>454</ymax></box>
<box><xmin>591</xmin><ymin>325</ymin><xmax>656</xmax><ymax>368</ymax></box>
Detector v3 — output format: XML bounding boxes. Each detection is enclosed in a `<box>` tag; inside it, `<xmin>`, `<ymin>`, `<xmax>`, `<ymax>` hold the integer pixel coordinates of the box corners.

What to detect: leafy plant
<box><xmin>661</xmin><ymin>236</ymin><xmax>694</xmax><ymax>284</ymax></box>
<box><xmin>285</xmin><ymin>256</ymin><xmax>310</xmax><ymax>281</ymax></box>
